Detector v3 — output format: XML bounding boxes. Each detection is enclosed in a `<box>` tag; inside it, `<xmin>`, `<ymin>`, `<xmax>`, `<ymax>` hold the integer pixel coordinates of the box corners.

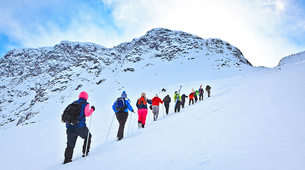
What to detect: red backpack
<box><xmin>138</xmin><ymin>97</ymin><xmax>147</xmax><ymax>105</ymax></box>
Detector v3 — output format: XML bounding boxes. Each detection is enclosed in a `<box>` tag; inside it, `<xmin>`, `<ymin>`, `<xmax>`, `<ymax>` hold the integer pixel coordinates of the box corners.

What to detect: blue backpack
<box><xmin>115</xmin><ymin>97</ymin><xmax>127</xmax><ymax>111</ymax></box>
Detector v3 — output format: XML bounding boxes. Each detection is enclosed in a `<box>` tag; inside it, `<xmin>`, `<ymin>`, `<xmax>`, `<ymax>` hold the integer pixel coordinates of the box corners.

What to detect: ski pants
<box><xmin>199</xmin><ymin>94</ymin><xmax>203</xmax><ymax>100</ymax></box>
<box><xmin>66</xmin><ymin>126</ymin><xmax>92</xmax><ymax>154</ymax></box>
<box><xmin>116</xmin><ymin>112</ymin><xmax>128</xmax><ymax>140</ymax></box>
<box><xmin>181</xmin><ymin>101</ymin><xmax>185</xmax><ymax>108</ymax></box>
<box><xmin>189</xmin><ymin>99</ymin><xmax>194</xmax><ymax>105</ymax></box>
<box><xmin>164</xmin><ymin>103</ymin><xmax>170</xmax><ymax>115</ymax></box>
<box><xmin>175</xmin><ymin>101</ymin><xmax>181</xmax><ymax>112</ymax></box>
<box><xmin>137</xmin><ymin>108</ymin><xmax>148</xmax><ymax>125</ymax></box>
<box><xmin>207</xmin><ymin>90</ymin><xmax>211</xmax><ymax>97</ymax></box>
<box><xmin>152</xmin><ymin>106</ymin><xmax>160</xmax><ymax>120</ymax></box>
<box><xmin>194</xmin><ymin>96</ymin><xmax>198</xmax><ymax>102</ymax></box>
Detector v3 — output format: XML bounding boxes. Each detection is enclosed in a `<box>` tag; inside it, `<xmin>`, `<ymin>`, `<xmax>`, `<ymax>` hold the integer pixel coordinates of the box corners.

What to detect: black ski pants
<box><xmin>65</xmin><ymin>126</ymin><xmax>92</xmax><ymax>162</ymax></box>
<box><xmin>164</xmin><ymin>103</ymin><xmax>170</xmax><ymax>115</ymax></box>
<box><xmin>181</xmin><ymin>100</ymin><xmax>186</xmax><ymax>108</ymax></box>
<box><xmin>199</xmin><ymin>94</ymin><xmax>203</xmax><ymax>100</ymax></box>
<box><xmin>116</xmin><ymin>111</ymin><xmax>128</xmax><ymax>140</ymax></box>
<box><xmin>189</xmin><ymin>99</ymin><xmax>194</xmax><ymax>105</ymax></box>
<box><xmin>175</xmin><ymin>101</ymin><xmax>181</xmax><ymax>112</ymax></box>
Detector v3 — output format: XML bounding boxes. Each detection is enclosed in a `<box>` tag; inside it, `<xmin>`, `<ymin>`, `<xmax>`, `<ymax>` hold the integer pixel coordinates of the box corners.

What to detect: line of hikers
<box><xmin>62</xmin><ymin>85</ymin><xmax>211</xmax><ymax>164</ymax></box>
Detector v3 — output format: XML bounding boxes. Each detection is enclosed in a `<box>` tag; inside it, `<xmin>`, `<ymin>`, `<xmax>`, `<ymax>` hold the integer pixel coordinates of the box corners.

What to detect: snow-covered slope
<box><xmin>278</xmin><ymin>50</ymin><xmax>305</xmax><ymax>66</ymax></box>
<box><xmin>0</xmin><ymin>56</ymin><xmax>304</xmax><ymax>170</ymax></box>
<box><xmin>0</xmin><ymin>27</ymin><xmax>304</xmax><ymax>170</ymax></box>
<box><xmin>0</xmin><ymin>28</ymin><xmax>255</xmax><ymax>128</ymax></box>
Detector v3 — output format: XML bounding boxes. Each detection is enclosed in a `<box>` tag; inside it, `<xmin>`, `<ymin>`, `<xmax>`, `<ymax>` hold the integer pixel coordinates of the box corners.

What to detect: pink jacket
<box><xmin>79</xmin><ymin>91</ymin><xmax>94</xmax><ymax>117</ymax></box>
<box><xmin>84</xmin><ymin>104</ymin><xmax>94</xmax><ymax>117</ymax></box>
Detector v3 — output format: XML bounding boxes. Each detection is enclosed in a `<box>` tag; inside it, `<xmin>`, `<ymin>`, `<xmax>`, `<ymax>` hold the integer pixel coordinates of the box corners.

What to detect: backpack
<box><xmin>115</xmin><ymin>97</ymin><xmax>127</xmax><ymax>112</ymax></box>
<box><xmin>62</xmin><ymin>101</ymin><xmax>87</xmax><ymax>125</ymax></box>
<box><xmin>138</xmin><ymin>97</ymin><xmax>147</xmax><ymax>106</ymax></box>
<box><xmin>163</xmin><ymin>96</ymin><xmax>170</xmax><ymax>102</ymax></box>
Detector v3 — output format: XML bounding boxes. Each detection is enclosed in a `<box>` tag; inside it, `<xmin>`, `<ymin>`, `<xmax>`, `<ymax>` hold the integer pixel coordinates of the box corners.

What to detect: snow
<box><xmin>1</xmin><ymin>57</ymin><xmax>305</xmax><ymax>170</ymax></box>
<box><xmin>278</xmin><ymin>50</ymin><xmax>305</xmax><ymax>66</ymax></box>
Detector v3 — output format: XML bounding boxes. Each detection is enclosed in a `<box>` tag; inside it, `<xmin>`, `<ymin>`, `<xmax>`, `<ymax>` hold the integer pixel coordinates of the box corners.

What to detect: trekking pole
<box><xmin>84</xmin><ymin>114</ymin><xmax>92</xmax><ymax>157</ymax></box>
<box><xmin>147</xmin><ymin>107</ymin><xmax>151</xmax><ymax>122</ymax></box>
<box><xmin>127</xmin><ymin>110</ymin><xmax>133</xmax><ymax>135</ymax></box>
<box><xmin>132</xmin><ymin>110</ymin><xmax>138</xmax><ymax>131</ymax></box>
<box><xmin>127</xmin><ymin>103</ymin><xmax>137</xmax><ymax>133</ymax></box>
<box><xmin>162</xmin><ymin>104</ymin><xmax>164</xmax><ymax>118</ymax></box>
<box><xmin>147</xmin><ymin>109</ymin><xmax>150</xmax><ymax>122</ymax></box>
<box><xmin>105</xmin><ymin>114</ymin><xmax>115</xmax><ymax>143</ymax></box>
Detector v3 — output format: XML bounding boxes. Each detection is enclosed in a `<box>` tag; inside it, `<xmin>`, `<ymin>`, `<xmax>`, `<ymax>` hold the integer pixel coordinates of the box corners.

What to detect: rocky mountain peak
<box><xmin>0</xmin><ymin>28</ymin><xmax>253</xmax><ymax>128</ymax></box>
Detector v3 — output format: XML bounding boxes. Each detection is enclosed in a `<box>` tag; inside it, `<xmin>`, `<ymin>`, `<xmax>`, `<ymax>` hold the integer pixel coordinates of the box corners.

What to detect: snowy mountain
<box><xmin>0</xmin><ymin>28</ymin><xmax>254</xmax><ymax>128</ymax></box>
<box><xmin>0</xmin><ymin>48</ymin><xmax>304</xmax><ymax>170</ymax></box>
<box><xmin>278</xmin><ymin>50</ymin><xmax>305</xmax><ymax>66</ymax></box>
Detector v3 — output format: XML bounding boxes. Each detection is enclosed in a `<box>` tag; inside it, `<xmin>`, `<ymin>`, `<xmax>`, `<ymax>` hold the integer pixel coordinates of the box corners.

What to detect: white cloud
<box><xmin>1</xmin><ymin>0</ymin><xmax>304</xmax><ymax>67</ymax></box>
<box><xmin>104</xmin><ymin>0</ymin><xmax>304</xmax><ymax>67</ymax></box>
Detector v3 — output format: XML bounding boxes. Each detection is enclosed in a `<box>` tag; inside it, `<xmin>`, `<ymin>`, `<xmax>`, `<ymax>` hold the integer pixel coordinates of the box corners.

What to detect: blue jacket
<box><xmin>66</xmin><ymin>98</ymin><xmax>88</xmax><ymax>128</ymax></box>
<box><xmin>112</xmin><ymin>97</ymin><xmax>134</xmax><ymax>113</ymax></box>
<box><xmin>136</xmin><ymin>99</ymin><xmax>152</xmax><ymax>109</ymax></box>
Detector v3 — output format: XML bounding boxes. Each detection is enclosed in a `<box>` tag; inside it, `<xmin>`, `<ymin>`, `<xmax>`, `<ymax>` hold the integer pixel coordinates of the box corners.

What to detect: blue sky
<box><xmin>0</xmin><ymin>0</ymin><xmax>304</xmax><ymax>67</ymax></box>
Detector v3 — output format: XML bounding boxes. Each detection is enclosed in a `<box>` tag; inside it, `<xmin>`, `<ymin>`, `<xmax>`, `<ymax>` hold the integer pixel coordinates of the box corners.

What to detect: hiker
<box><xmin>174</xmin><ymin>91</ymin><xmax>181</xmax><ymax>112</ymax></box>
<box><xmin>163</xmin><ymin>95</ymin><xmax>171</xmax><ymax>115</ymax></box>
<box><xmin>181</xmin><ymin>94</ymin><xmax>188</xmax><ymax>108</ymax></box>
<box><xmin>194</xmin><ymin>90</ymin><xmax>198</xmax><ymax>103</ymax></box>
<box><xmin>206</xmin><ymin>85</ymin><xmax>211</xmax><ymax>97</ymax></box>
<box><xmin>136</xmin><ymin>93</ymin><xmax>152</xmax><ymax>128</ymax></box>
<box><xmin>63</xmin><ymin>91</ymin><xmax>95</xmax><ymax>164</ymax></box>
<box><xmin>189</xmin><ymin>92</ymin><xmax>194</xmax><ymax>105</ymax></box>
<box><xmin>151</xmin><ymin>94</ymin><xmax>164</xmax><ymax>121</ymax></box>
<box><xmin>199</xmin><ymin>87</ymin><xmax>204</xmax><ymax>101</ymax></box>
<box><xmin>112</xmin><ymin>91</ymin><xmax>134</xmax><ymax>141</ymax></box>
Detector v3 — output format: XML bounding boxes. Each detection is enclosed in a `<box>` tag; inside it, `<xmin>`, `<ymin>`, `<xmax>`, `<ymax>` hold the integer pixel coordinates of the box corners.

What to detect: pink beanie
<box><xmin>79</xmin><ymin>91</ymin><xmax>89</xmax><ymax>100</ymax></box>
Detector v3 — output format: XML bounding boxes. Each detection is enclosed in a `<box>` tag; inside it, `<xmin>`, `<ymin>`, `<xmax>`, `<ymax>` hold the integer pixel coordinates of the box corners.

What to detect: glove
<box><xmin>91</xmin><ymin>106</ymin><xmax>95</xmax><ymax>111</ymax></box>
<box><xmin>132</xmin><ymin>110</ymin><xmax>135</xmax><ymax>113</ymax></box>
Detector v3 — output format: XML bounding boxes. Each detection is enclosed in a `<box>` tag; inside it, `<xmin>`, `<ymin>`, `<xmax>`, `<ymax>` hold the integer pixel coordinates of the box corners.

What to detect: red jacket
<box><xmin>151</xmin><ymin>97</ymin><xmax>163</xmax><ymax>106</ymax></box>
<box><xmin>189</xmin><ymin>93</ymin><xmax>194</xmax><ymax>99</ymax></box>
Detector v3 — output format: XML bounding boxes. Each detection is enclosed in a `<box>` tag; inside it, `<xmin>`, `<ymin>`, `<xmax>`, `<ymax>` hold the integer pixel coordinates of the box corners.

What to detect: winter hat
<box><xmin>121</xmin><ymin>91</ymin><xmax>127</xmax><ymax>98</ymax></box>
<box><xmin>79</xmin><ymin>91</ymin><xmax>89</xmax><ymax>100</ymax></box>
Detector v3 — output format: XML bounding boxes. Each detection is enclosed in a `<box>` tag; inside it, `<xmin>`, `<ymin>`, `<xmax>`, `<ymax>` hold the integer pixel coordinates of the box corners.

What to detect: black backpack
<box><xmin>115</xmin><ymin>97</ymin><xmax>127</xmax><ymax>112</ymax></box>
<box><xmin>62</xmin><ymin>101</ymin><xmax>87</xmax><ymax>125</ymax></box>
<box><xmin>163</xmin><ymin>96</ymin><xmax>170</xmax><ymax>102</ymax></box>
